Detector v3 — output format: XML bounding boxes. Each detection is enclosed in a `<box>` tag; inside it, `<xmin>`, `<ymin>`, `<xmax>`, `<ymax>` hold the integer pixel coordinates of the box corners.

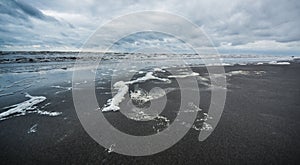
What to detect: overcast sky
<box><xmin>0</xmin><ymin>0</ymin><xmax>299</xmax><ymax>54</ymax></box>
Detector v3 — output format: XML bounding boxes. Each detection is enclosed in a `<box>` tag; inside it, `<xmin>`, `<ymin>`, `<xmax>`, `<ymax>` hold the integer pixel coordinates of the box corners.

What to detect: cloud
<box><xmin>110</xmin><ymin>32</ymin><xmax>194</xmax><ymax>53</ymax></box>
<box><xmin>0</xmin><ymin>0</ymin><xmax>299</xmax><ymax>53</ymax></box>
<box><xmin>0</xmin><ymin>0</ymin><xmax>85</xmax><ymax>50</ymax></box>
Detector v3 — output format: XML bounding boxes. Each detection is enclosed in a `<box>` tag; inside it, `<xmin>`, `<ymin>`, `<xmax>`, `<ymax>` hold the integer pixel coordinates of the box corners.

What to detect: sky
<box><xmin>0</xmin><ymin>0</ymin><xmax>299</xmax><ymax>55</ymax></box>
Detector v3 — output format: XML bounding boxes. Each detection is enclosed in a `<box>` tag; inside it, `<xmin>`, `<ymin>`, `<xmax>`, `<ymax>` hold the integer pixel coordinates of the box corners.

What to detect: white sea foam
<box><xmin>101</xmin><ymin>72</ymin><xmax>170</xmax><ymax>112</ymax></box>
<box><xmin>193</xmin><ymin>122</ymin><xmax>213</xmax><ymax>131</ymax></box>
<box><xmin>168</xmin><ymin>72</ymin><xmax>199</xmax><ymax>78</ymax></box>
<box><xmin>153</xmin><ymin>115</ymin><xmax>170</xmax><ymax>132</ymax></box>
<box><xmin>222</xmin><ymin>63</ymin><xmax>232</xmax><ymax>66</ymax></box>
<box><xmin>106</xmin><ymin>144</ymin><xmax>116</xmax><ymax>154</ymax></box>
<box><xmin>0</xmin><ymin>93</ymin><xmax>62</xmax><ymax>121</ymax></box>
<box><xmin>130</xmin><ymin>88</ymin><xmax>166</xmax><ymax>104</ymax></box>
<box><xmin>153</xmin><ymin>68</ymin><xmax>166</xmax><ymax>72</ymax></box>
<box><xmin>51</xmin><ymin>85</ymin><xmax>72</xmax><ymax>90</ymax></box>
<box><xmin>52</xmin><ymin>85</ymin><xmax>72</xmax><ymax>94</ymax></box>
<box><xmin>130</xmin><ymin>90</ymin><xmax>153</xmax><ymax>104</ymax></box>
<box><xmin>36</xmin><ymin>110</ymin><xmax>62</xmax><ymax>116</ymax></box>
<box><xmin>206</xmin><ymin>63</ymin><xmax>232</xmax><ymax>66</ymax></box>
<box><xmin>129</xmin><ymin>69</ymin><xmax>136</xmax><ymax>72</ymax></box>
<box><xmin>192</xmin><ymin>112</ymin><xmax>213</xmax><ymax>131</ymax></box>
<box><xmin>27</xmin><ymin>124</ymin><xmax>38</xmax><ymax>134</ymax></box>
<box><xmin>201</xmin><ymin>122</ymin><xmax>213</xmax><ymax>131</ymax></box>
<box><xmin>182</xmin><ymin>102</ymin><xmax>202</xmax><ymax>113</ymax></box>
<box><xmin>126</xmin><ymin>108</ymin><xmax>156</xmax><ymax>121</ymax></box>
<box><xmin>177</xmin><ymin>102</ymin><xmax>214</xmax><ymax>131</ymax></box>
<box><xmin>40</xmin><ymin>102</ymin><xmax>51</xmax><ymax>109</ymax></box>
<box><xmin>253</xmin><ymin>71</ymin><xmax>266</xmax><ymax>75</ymax></box>
<box><xmin>0</xmin><ymin>93</ymin><xmax>46</xmax><ymax>120</ymax></box>
<box><xmin>126</xmin><ymin>107</ymin><xmax>170</xmax><ymax>127</ymax></box>
<box><xmin>196</xmin><ymin>76</ymin><xmax>210</xmax><ymax>82</ymax></box>
<box><xmin>229</xmin><ymin>70</ymin><xmax>267</xmax><ymax>76</ymax></box>
<box><xmin>129</xmin><ymin>72</ymin><xmax>170</xmax><ymax>84</ymax></box>
<box><xmin>102</xmin><ymin>81</ymin><xmax>129</xmax><ymax>112</ymax></box>
<box><xmin>269</xmin><ymin>61</ymin><xmax>290</xmax><ymax>65</ymax></box>
<box><xmin>227</xmin><ymin>70</ymin><xmax>250</xmax><ymax>76</ymax></box>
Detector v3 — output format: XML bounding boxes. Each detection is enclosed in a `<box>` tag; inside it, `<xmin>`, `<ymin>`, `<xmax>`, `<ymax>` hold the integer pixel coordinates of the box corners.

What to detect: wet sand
<box><xmin>0</xmin><ymin>64</ymin><xmax>299</xmax><ymax>164</ymax></box>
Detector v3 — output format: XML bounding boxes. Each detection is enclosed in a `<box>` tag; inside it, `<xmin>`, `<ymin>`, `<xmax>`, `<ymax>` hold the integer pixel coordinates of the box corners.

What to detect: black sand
<box><xmin>0</xmin><ymin>64</ymin><xmax>299</xmax><ymax>164</ymax></box>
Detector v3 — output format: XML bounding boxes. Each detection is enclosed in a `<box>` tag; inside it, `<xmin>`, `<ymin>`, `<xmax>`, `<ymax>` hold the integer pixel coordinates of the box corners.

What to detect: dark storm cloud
<box><xmin>0</xmin><ymin>0</ymin><xmax>81</xmax><ymax>50</ymax></box>
<box><xmin>0</xmin><ymin>0</ymin><xmax>299</xmax><ymax>51</ymax></box>
<box><xmin>0</xmin><ymin>0</ymin><xmax>57</xmax><ymax>22</ymax></box>
<box><xmin>209</xmin><ymin>0</ymin><xmax>300</xmax><ymax>46</ymax></box>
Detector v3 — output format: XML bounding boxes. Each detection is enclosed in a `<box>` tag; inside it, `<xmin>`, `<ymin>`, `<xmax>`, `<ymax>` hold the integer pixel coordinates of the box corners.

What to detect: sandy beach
<box><xmin>0</xmin><ymin>62</ymin><xmax>299</xmax><ymax>164</ymax></box>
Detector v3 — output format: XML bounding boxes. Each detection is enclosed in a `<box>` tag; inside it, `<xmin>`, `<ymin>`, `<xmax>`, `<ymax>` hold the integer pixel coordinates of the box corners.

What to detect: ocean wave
<box><xmin>1</xmin><ymin>52</ymin><xmax>299</xmax><ymax>74</ymax></box>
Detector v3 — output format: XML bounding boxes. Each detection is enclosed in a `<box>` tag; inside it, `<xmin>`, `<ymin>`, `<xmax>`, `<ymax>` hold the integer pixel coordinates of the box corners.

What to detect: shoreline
<box><xmin>0</xmin><ymin>64</ymin><xmax>299</xmax><ymax>164</ymax></box>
